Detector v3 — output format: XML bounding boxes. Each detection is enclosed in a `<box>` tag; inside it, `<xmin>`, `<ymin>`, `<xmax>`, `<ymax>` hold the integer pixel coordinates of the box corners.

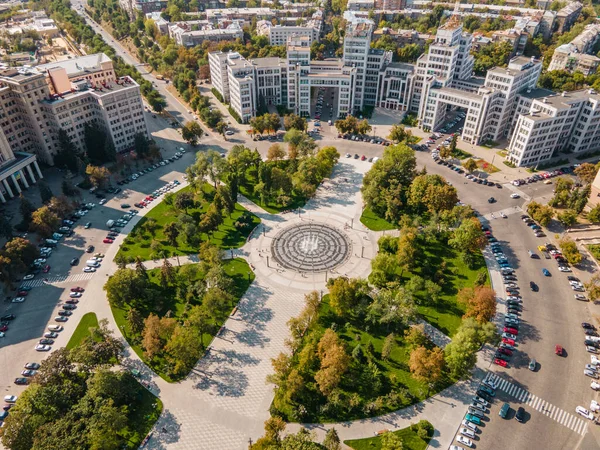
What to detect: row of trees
<box><xmin>0</xmin><ymin>320</ymin><xmax>157</xmax><ymax>450</ymax></box>
<box><xmin>106</xmin><ymin>244</ymin><xmax>240</xmax><ymax>378</ymax></box>
<box><xmin>334</xmin><ymin>115</ymin><xmax>372</xmax><ymax>136</ymax></box>
<box><xmin>249</xmin><ymin>112</ymin><xmax>282</xmax><ymax>135</ymax></box>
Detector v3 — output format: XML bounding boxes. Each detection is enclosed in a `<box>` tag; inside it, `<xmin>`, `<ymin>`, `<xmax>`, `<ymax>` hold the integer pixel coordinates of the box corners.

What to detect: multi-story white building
<box><xmin>169</xmin><ymin>22</ymin><xmax>244</xmax><ymax>47</ymax></box>
<box><xmin>256</xmin><ymin>21</ymin><xmax>322</xmax><ymax>46</ymax></box>
<box><xmin>508</xmin><ymin>89</ymin><xmax>600</xmax><ymax>167</ymax></box>
<box><xmin>0</xmin><ymin>53</ymin><xmax>149</xmax><ymax>166</ymax></box>
<box><xmin>548</xmin><ymin>24</ymin><xmax>600</xmax><ymax>75</ymax></box>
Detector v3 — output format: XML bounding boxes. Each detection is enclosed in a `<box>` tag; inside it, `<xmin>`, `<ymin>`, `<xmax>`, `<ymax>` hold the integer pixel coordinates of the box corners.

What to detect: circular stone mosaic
<box><xmin>271</xmin><ymin>222</ymin><xmax>352</xmax><ymax>272</ymax></box>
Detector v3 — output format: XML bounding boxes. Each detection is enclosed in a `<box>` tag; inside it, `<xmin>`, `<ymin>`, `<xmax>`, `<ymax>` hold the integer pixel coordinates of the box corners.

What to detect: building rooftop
<box><xmin>251</xmin><ymin>57</ymin><xmax>285</xmax><ymax>68</ymax></box>
<box><xmin>41</xmin><ymin>76</ymin><xmax>138</xmax><ymax>105</ymax></box>
<box><xmin>557</xmin><ymin>1</ymin><xmax>582</xmax><ymax>17</ymax></box>
<box><xmin>36</xmin><ymin>53</ymin><xmax>112</xmax><ymax>77</ymax></box>
<box><xmin>434</xmin><ymin>86</ymin><xmax>485</xmax><ymax>102</ymax></box>
<box><xmin>519</xmin><ymin>87</ymin><xmax>556</xmax><ymax>99</ymax></box>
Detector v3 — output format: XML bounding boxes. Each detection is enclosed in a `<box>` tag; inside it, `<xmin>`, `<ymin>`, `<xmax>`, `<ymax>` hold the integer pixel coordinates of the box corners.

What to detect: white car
<box><xmin>585</xmin><ymin>369</ymin><xmax>599</xmax><ymax>379</ymax></box>
<box><xmin>459</xmin><ymin>427</ymin><xmax>475</xmax><ymax>439</ymax></box>
<box><xmin>456</xmin><ymin>435</ymin><xmax>472</xmax><ymax>448</ymax></box>
<box><xmin>225</xmin><ymin>130</ymin><xmax>234</xmax><ymax>135</ymax></box>
<box><xmin>500</xmin><ymin>212</ymin><xmax>507</xmax><ymax>218</ymax></box>
<box><xmin>23</xmin><ymin>274</ymin><xmax>34</xmax><ymax>280</ymax></box>
<box><xmin>99</xmin><ymin>199</ymin><xmax>107</xmax><ymax>205</ymax></box>
<box><xmin>34</xmin><ymin>258</ymin><xmax>47</xmax><ymax>264</ymax></box>
<box><xmin>482</xmin><ymin>378</ymin><xmax>498</xmax><ymax>389</ymax></box>
<box><xmin>83</xmin><ymin>267</ymin><xmax>96</xmax><ymax>273</ymax></box>
<box><xmin>473</xmin><ymin>396</ymin><xmax>489</xmax><ymax>407</ymax></box>
<box><xmin>11</xmin><ymin>297</ymin><xmax>25</xmax><ymax>303</ymax></box>
<box><xmin>469</xmin><ymin>402</ymin><xmax>486</xmax><ymax>412</ymax></box>
<box><xmin>576</xmin><ymin>406</ymin><xmax>595</xmax><ymax>420</ymax></box>
<box><xmin>510</xmin><ymin>193</ymin><xmax>520</xmax><ymax>199</ymax></box>
<box><xmin>592</xmin><ymin>381</ymin><xmax>600</xmax><ymax>390</ymax></box>
<box><xmin>575</xmin><ymin>294</ymin><xmax>587</xmax><ymax>301</ymax></box>
<box><xmin>69</xmin><ymin>292</ymin><xmax>82</xmax><ymax>298</ymax></box>
<box><xmin>48</xmin><ymin>325</ymin><xmax>63</xmax><ymax>332</ymax></box>
<box><xmin>587</xmin><ymin>346</ymin><xmax>598</xmax><ymax>354</ymax></box>
<box><xmin>0</xmin><ymin>332</ymin><xmax>4</xmax><ymax>338</ymax></box>
<box><xmin>449</xmin><ymin>446</ymin><xmax>465</xmax><ymax>450</ymax></box>
<box><xmin>558</xmin><ymin>266</ymin><xmax>572</xmax><ymax>272</ymax></box>
<box><xmin>3</xmin><ymin>395</ymin><xmax>17</xmax><ymax>403</ymax></box>
<box><xmin>462</xmin><ymin>420</ymin><xmax>478</xmax><ymax>432</ymax></box>
<box><xmin>35</xmin><ymin>344</ymin><xmax>51</xmax><ymax>351</ymax></box>
<box><xmin>585</xmin><ymin>364</ymin><xmax>598</xmax><ymax>372</ymax></box>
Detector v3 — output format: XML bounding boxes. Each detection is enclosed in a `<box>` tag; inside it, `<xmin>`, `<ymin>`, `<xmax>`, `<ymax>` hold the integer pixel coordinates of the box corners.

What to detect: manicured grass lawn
<box><xmin>345</xmin><ymin>423</ymin><xmax>431</xmax><ymax>450</ymax></box>
<box><xmin>66</xmin><ymin>312</ymin><xmax>100</xmax><ymax>350</ymax></box>
<box><xmin>123</xmin><ymin>384</ymin><xmax>163</xmax><ymax>449</ymax></box>
<box><xmin>410</xmin><ymin>240</ymin><xmax>486</xmax><ymax>337</ymax></box>
<box><xmin>587</xmin><ymin>244</ymin><xmax>600</xmax><ymax>263</ymax></box>
<box><xmin>360</xmin><ymin>206</ymin><xmax>396</xmax><ymax>231</ymax></box>
<box><xmin>116</xmin><ymin>185</ymin><xmax>260</xmax><ymax>261</ymax></box>
<box><xmin>452</xmin><ymin>148</ymin><xmax>472</xmax><ymax>159</ymax></box>
<box><xmin>111</xmin><ymin>258</ymin><xmax>255</xmax><ymax>382</ymax></box>
<box><xmin>476</xmin><ymin>159</ymin><xmax>500</xmax><ymax>174</ymax></box>
<box><xmin>239</xmin><ymin>166</ymin><xmax>307</xmax><ymax>214</ymax></box>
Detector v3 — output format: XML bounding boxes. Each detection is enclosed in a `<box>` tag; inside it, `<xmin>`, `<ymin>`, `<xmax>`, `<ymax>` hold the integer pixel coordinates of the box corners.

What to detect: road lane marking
<box><xmin>488</xmin><ymin>372</ymin><xmax>589</xmax><ymax>436</ymax></box>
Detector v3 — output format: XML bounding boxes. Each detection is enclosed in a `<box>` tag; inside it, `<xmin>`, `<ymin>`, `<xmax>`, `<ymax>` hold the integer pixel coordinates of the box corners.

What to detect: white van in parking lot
<box><xmin>86</xmin><ymin>260</ymin><xmax>100</xmax><ymax>268</ymax></box>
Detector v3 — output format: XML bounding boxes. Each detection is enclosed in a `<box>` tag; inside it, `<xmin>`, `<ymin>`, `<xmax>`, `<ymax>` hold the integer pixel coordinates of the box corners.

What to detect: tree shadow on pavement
<box><xmin>147</xmin><ymin>409</ymin><xmax>181</xmax><ymax>449</ymax></box>
<box><xmin>191</xmin><ymin>363</ymin><xmax>249</xmax><ymax>397</ymax></box>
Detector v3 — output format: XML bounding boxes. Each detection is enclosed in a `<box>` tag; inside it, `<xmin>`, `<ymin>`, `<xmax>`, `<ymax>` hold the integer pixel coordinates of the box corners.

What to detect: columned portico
<box><xmin>19</xmin><ymin>170</ymin><xmax>29</xmax><ymax>188</ymax></box>
<box><xmin>26</xmin><ymin>164</ymin><xmax>36</xmax><ymax>184</ymax></box>
<box><xmin>10</xmin><ymin>174</ymin><xmax>22</xmax><ymax>194</ymax></box>
<box><xmin>2</xmin><ymin>179</ymin><xmax>14</xmax><ymax>198</ymax></box>
<box><xmin>33</xmin><ymin>161</ymin><xmax>43</xmax><ymax>179</ymax></box>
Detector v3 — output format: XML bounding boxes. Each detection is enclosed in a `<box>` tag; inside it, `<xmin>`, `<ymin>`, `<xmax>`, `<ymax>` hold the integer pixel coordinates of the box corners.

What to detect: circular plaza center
<box><xmin>270</xmin><ymin>222</ymin><xmax>352</xmax><ymax>272</ymax></box>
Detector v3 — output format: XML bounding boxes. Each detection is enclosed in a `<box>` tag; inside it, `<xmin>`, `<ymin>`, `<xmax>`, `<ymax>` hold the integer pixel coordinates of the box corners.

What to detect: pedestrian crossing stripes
<box><xmin>20</xmin><ymin>272</ymin><xmax>95</xmax><ymax>288</ymax></box>
<box><xmin>486</xmin><ymin>373</ymin><xmax>589</xmax><ymax>436</ymax></box>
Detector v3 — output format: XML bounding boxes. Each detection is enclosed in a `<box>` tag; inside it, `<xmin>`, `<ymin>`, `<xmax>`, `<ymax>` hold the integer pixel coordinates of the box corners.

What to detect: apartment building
<box><xmin>256</xmin><ymin>21</ymin><xmax>322</xmax><ymax>46</ymax></box>
<box><xmin>555</xmin><ymin>1</ymin><xmax>582</xmax><ymax>33</ymax></box>
<box><xmin>169</xmin><ymin>22</ymin><xmax>244</xmax><ymax>47</ymax></box>
<box><xmin>0</xmin><ymin>53</ymin><xmax>148</xmax><ymax>165</ymax></box>
<box><xmin>372</xmin><ymin>28</ymin><xmax>434</xmax><ymax>48</ymax></box>
<box><xmin>508</xmin><ymin>89</ymin><xmax>600</xmax><ymax>167</ymax></box>
<box><xmin>548</xmin><ymin>24</ymin><xmax>600</xmax><ymax>75</ymax></box>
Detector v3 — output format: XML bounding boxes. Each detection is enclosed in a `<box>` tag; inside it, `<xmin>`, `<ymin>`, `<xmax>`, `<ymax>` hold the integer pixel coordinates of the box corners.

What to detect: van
<box><xmin>106</xmin><ymin>220</ymin><xmax>115</xmax><ymax>228</ymax></box>
<box><xmin>86</xmin><ymin>260</ymin><xmax>100</xmax><ymax>268</ymax></box>
<box><xmin>468</xmin><ymin>407</ymin><xmax>485</xmax><ymax>418</ymax></box>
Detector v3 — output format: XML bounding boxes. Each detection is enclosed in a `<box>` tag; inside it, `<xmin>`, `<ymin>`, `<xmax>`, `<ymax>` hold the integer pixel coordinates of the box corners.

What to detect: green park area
<box><xmin>360</xmin><ymin>206</ymin><xmax>397</xmax><ymax>231</ymax></box>
<box><xmin>116</xmin><ymin>184</ymin><xmax>260</xmax><ymax>262</ymax></box>
<box><xmin>107</xmin><ymin>253</ymin><xmax>254</xmax><ymax>382</ymax></box>
<box><xmin>345</xmin><ymin>421</ymin><xmax>434</xmax><ymax>450</ymax></box>
<box><xmin>66</xmin><ymin>312</ymin><xmax>100</xmax><ymax>350</ymax></box>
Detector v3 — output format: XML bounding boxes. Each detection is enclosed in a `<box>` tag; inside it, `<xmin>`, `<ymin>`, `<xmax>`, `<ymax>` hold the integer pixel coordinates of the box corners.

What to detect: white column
<box><xmin>0</xmin><ymin>189</ymin><xmax>5</xmax><ymax>203</ymax></box>
<box><xmin>33</xmin><ymin>160</ymin><xmax>43</xmax><ymax>179</ymax></box>
<box><xmin>2</xmin><ymin>179</ymin><xmax>13</xmax><ymax>198</ymax></box>
<box><xmin>26</xmin><ymin>164</ymin><xmax>36</xmax><ymax>184</ymax></box>
<box><xmin>19</xmin><ymin>170</ymin><xmax>29</xmax><ymax>188</ymax></box>
<box><xmin>10</xmin><ymin>174</ymin><xmax>21</xmax><ymax>194</ymax></box>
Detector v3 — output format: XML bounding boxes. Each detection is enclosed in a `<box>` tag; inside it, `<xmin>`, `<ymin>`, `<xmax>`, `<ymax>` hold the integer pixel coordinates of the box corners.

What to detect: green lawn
<box><xmin>587</xmin><ymin>244</ymin><xmax>600</xmax><ymax>263</ymax></box>
<box><xmin>408</xmin><ymin>240</ymin><xmax>486</xmax><ymax>337</ymax></box>
<box><xmin>345</xmin><ymin>422</ymin><xmax>432</xmax><ymax>450</ymax></box>
<box><xmin>272</xmin><ymin>295</ymin><xmax>456</xmax><ymax>423</ymax></box>
<box><xmin>116</xmin><ymin>185</ymin><xmax>260</xmax><ymax>261</ymax></box>
<box><xmin>360</xmin><ymin>206</ymin><xmax>396</xmax><ymax>231</ymax></box>
<box><xmin>452</xmin><ymin>148</ymin><xmax>472</xmax><ymax>160</ymax></box>
<box><xmin>66</xmin><ymin>312</ymin><xmax>100</xmax><ymax>350</ymax></box>
<box><xmin>110</xmin><ymin>258</ymin><xmax>255</xmax><ymax>382</ymax></box>
<box><xmin>239</xmin><ymin>166</ymin><xmax>307</xmax><ymax>214</ymax></box>
<box><xmin>122</xmin><ymin>382</ymin><xmax>163</xmax><ymax>449</ymax></box>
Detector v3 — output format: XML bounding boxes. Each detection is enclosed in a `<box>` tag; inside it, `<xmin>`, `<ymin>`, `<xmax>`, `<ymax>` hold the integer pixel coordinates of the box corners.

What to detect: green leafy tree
<box><xmin>181</xmin><ymin>121</ymin><xmax>203</xmax><ymax>145</ymax></box>
<box><xmin>558</xmin><ymin>237</ymin><xmax>583</xmax><ymax>265</ymax></box>
<box><xmin>388</xmin><ymin>124</ymin><xmax>408</xmax><ymax>143</ymax></box>
<box><xmin>380</xmin><ymin>431</ymin><xmax>403</xmax><ymax>450</ymax></box>
<box><xmin>557</xmin><ymin>209</ymin><xmax>578</xmax><ymax>227</ymax></box>
<box><xmin>38</xmin><ymin>180</ymin><xmax>53</xmax><ymax>204</ymax></box>
<box><xmin>463</xmin><ymin>158</ymin><xmax>478</xmax><ymax>173</ymax></box>
<box><xmin>103</xmin><ymin>268</ymin><xmax>149</xmax><ymax>308</ymax></box>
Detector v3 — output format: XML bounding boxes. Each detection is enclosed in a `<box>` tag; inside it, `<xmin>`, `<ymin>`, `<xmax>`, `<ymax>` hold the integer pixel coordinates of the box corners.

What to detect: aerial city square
<box><xmin>0</xmin><ymin>0</ymin><xmax>600</xmax><ymax>448</ymax></box>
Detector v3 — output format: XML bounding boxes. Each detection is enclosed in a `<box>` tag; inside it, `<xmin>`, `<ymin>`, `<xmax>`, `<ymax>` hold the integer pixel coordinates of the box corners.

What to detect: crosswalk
<box><xmin>486</xmin><ymin>373</ymin><xmax>589</xmax><ymax>436</ymax></box>
<box><xmin>20</xmin><ymin>272</ymin><xmax>96</xmax><ymax>288</ymax></box>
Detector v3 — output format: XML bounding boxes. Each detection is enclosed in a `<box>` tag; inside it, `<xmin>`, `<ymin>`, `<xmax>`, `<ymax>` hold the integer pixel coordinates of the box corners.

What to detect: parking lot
<box><xmin>0</xmin><ymin>148</ymin><xmax>194</xmax><ymax>400</ymax></box>
<box><xmin>311</xmin><ymin>86</ymin><xmax>337</xmax><ymax>122</ymax></box>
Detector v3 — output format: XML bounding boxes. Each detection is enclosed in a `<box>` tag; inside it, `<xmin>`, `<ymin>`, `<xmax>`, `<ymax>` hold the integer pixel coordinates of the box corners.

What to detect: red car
<box><xmin>494</xmin><ymin>358</ymin><xmax>508</xmax><ymax>367</ymax></box>
<box><xmin>504</xmin><ymin>327</ymin><xmax>518</xmax><ymax>335</ymax></box>
<box><xmin>16</xmin><ymin>291</ymin><xmax>28</xmax><ymax>297</ymax></box>
<box><xmin>145</xmin><ymin>196</ymin><xmax>153</xmax><ymax>201</ymax></box>
<box><xmin>555</xmin><ymin>344</ymin><xmax>563</xmax><ymax>356</ymax></box>
<box><xmin>71</xmin><ymin>287</ymin><xmax>84</xmax><ymax>292</ymax></box>
<box><xmin>502</xmin><ymin>337</ymin><xmax>515</xmax><ymax>346</ymax></box>
<box><xmin>497</xmin><ymin>347</ymin><xmax>513</xmax><ymax>356</ymax></box>
<box><xmin>42</xmin><ymin>265</ymin><xmax>51</xmax><ymax>273</ymax></box>
<box><xmin>65</xmin><ymin>299</ymin><xmax>79</xmax><ymax>304</ymax></box>
<box><xmin>0</xmin><ymin>324</ymin><xmax>7</xmax><ymax>332</ymax></box>
<box><xmin>103</xmin><ymin>239</ymin><xmax>114</xmax><ymax>244</ymax></box>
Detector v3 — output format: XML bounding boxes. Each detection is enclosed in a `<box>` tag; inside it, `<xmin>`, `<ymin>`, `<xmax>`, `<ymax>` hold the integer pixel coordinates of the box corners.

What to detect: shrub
<box><xmin>228</xmin><ymin>106</ymin><xmax>242</xmax><ymax>123</ymax></box>
<box><xmin>211</xmin><ymin>87</ymin><xmax>224</xmax><ymax>103</ymax></box>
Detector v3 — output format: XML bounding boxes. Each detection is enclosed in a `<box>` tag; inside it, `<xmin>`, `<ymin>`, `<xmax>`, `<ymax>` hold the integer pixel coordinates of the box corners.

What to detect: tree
<box><xmin>388</xmin><ymin>124</ymin><xmax>408</xmax><ymax>143</ymax></box>
<box><xmin>69</xmin><ymin>319</ymin><xmax>123</xmax><ymax>370</ymax></box>
<box><xmin>61</xmin><ymin>179</ymin><xmax>78</xmax><ymax>197</ymax></box>
<box><xmin>86</xmin><ymin>165</ymin><xmax>111</xmax><ymax>188</ymax></box>
<box><xmin>323</xmin><ymin>428</ymin><xmax>341</xmax><ymax>450</ymax></box>
<box><xmin>557</xmin><ymin>209</ymin><xmax>578</xmax><ymax>228</ymax></box>
<box><xmin>267</xmin><ymin>143</ymin><xmax>286</xmax><ymax>161</ymax></box>
<box><xmin>449</xmin><ymin>217</ymin><xmax>487</xmax><ymax>263</ymax></box>
<box><xmin>327</xmin><ymin>277</ymin><xmax>368</xmax><ymax>316</ymax></box>
<box><xmin>574</xmin><ymin>162</ymin><xmax>598</xmax><ymax>184</ymax></box>
<box><xmin>284</xmin><ymin>113</ymin><xmax>307</xmax><ymax>132</ymax></box>
<box><xmin>4</xmin><ymin>237</ymin><xmax>39</xmax><ymax>271</ymax></box>
<box><xmin>588</xmin><ymin>205</ymin><xmax>600</xmax><ymax>223</ymax></box>
<box><xmin>404</xmin><ymin>324</ymin><xmax>429</xmax><ymax>350</ymax></box>
<box><xmin>127</xmin><ymin>308</ymin><xmax>145</xmax><ymax>336</ymax></box>
<box><xmin>444</xmin><ymin>318</ymin><xmax>497</xmax><ymax>377</ymax></box>
<box><xmin>30</xmin><ymin>206</ymin><xmax>60</xmax><ymax>237</ymax></box>
<box><xmin>439</xmin><ymin>145</ymin><xmax>451</xmax><ymax>159</ymax></box>
<box><xmin>558</xmin><ymin>237</ymin><xmax>583</xmax><ymax>265</ymax></box>
<box><xmin>380</xmin><ymin>431</ymin><xmax>403</xmax><ymax>450</ymax></box>
<box><xmin>160</xmin><ymin>257</ymin><xmax>175</xmax><ymax>288</ymax></box>
<box><xmin>464</xmin><ymin>158</ymin><xmax>478</xmax><ymax>173</ymax></box>
<box><xmin>0</xmin><ymin>215</ymin><xmax>12</xmax><ymax>240</ymax></box>
<box><xmin>134</xmin><ymin>132</ymin><xmax>151</xmax><ymax>157</ymax></box>
<box><xmin>585</xmin><ymin>273</ymin><xmax>600</xmax><ymax>302</ymax></box>
<box><xmin>216</xmin><ymin>120</ymin><xmax>228</xmax><ymax>139</ymax></box>
<box><xmin>527</xmin><ymin>201</ymin><xmax>554</xmax><ymax>226</ymax></box>
<box><xmin>458</xmin><ymin>286</ymin><xmax>497</xmax><ymax>323</ymax></box>
<box><xmin>38</xmin><ymin>180</ymin><xmax>53</xmax><ymax>204</ymax></box>
<box><xmin>409</xmin><ymin>346</ymin><xmax>445</xmax><ymax>388</ymax></box>
<box><xmin>55</xmin><ymin>129</ymin><xmax>80</xmax><ymax>171</ymax></box>
<box><xmin>19</xmin><ymin>194</ymin><xmax>35</xmax><ymax>224</ymax></box>
<box><xmin>174</xmin><ymin>191</ymin><xmax>194</xmax><ymax>212</ymax></box>
<box><xmin>368</xmin><ymin>288</ymin><xmax>416</xmax><ymax>329</ymax></box>
<box><xmin>381</xmin><ymin>333</ymin><xmax>396</xmax><ymax>360</ymax></box>
<box><xmin>315</xmin><ymin>329</ymin><xmax>350</xmax><ymax>396</ymax></box>
<box><xmin>181</xmin><ymin>121</ymin><xmax>203</xmax><ymax>145</ymax></box>
<box><xmin>84</xmin><ymin>122</ymin><xmax>109</xmax><ymax>163</ymax></box>
<box><xmin>142</xmin><ymin>313</ymin><xmax>163</xmax><ymax>359</ymax></box>
<box><xmin>449</xmin><ymin>134</ymin><xmax>458</xmax><ymax>154</ymax></box>
<box><xmin>163</xmin><ymin>222</ymin><xmax>180</xmax><ymax>246</ymax></box>
<box><xmin>165</xmin><ymin>324</ymin><xmax>202</xmax><ymax>375</ymax></box>
<box><xmin>103</xmin><ymin>268</ymin><xmax>149</xmax><ymax>308</ymax></box>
